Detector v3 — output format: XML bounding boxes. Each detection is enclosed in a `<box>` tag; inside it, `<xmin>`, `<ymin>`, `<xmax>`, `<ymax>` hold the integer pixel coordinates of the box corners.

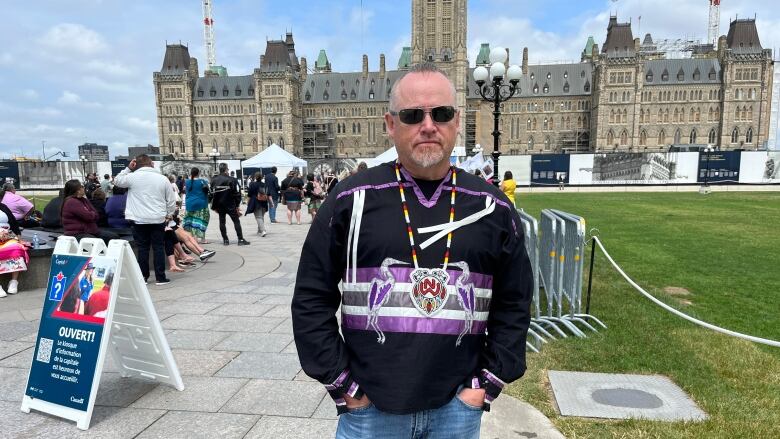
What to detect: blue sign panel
<box><xmin>25</xmin><ymin>254</ymin><xmax>115</xmax><ymax>411</ymax></box>
<box><xmin>531</xmin><ymin>154</ymin><xmax>570</xmax><ymax>185</ymax></box>
<box><xmin>697</xmin><ymin>151</ymin><xmax>741</xmax><ymax>183</ymax></box>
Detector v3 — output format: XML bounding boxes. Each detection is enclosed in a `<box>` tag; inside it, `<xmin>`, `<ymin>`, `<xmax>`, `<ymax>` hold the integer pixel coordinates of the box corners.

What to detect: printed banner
<box><xmin>531</xmin><ymin>154</ymin><xmax>570</xmax><ymax>185</ymax></box>
<box><xmin>25</xmin><ymin>254</ymin><xmax>117</xmax><ymax>411</ymax></box>
<box><xmin>0</xmin><ymin>161</ymin><xmax>21</xmax><ymax>188</ymax></box>
<box><xmin>697</xmin><ymin>150</ymin><xmax>741</xmax><ymax>183</ymax></box>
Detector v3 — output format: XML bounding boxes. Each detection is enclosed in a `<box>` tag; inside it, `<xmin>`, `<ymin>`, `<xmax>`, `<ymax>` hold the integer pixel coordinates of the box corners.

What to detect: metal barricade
<box><xmin>518</xmin><ymin>209</ymin><xmax>558</xmax><ymax>344</ymax></box>
<box><xmin>539</xmin><ymin>210</ymin><xmax>585</xmax><ymax>337</ymax></box>
<box><xmin>550</xmin><ymin>210</ymin><xmax>605</xmax><ymax>332</ymax></box>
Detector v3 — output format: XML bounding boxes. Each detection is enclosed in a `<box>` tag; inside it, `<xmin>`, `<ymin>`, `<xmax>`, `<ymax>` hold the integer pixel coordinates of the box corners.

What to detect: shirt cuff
<box><xmin>462</xmin><ymin>368</ymin><xmax>506</xmax><ymax>412</ymax></box>
<box><xmin>324</xmin><ymin>368</ymin><xmax>365</xmax><ymax>415</ymax></box>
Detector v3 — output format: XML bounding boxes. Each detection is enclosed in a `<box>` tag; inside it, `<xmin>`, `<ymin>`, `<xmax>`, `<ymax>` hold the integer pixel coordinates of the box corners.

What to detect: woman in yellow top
<box><xmin>500</xmin><ymin>170</ymin><xmax>517</xmax><ymax>207</ymax></box>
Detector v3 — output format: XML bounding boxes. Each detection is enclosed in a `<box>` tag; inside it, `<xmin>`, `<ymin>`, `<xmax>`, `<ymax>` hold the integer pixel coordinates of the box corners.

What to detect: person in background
<box><xmin>356</xmin><ymin>161</ymin><xmax>368</xmax><ymax>173</ymax></box>
<box><xmin>499</xmin><ymin>170</ymin><xmax>517</xmax><ymax>207</ymax></box>
<box><xmin>265</xmin><ymin>167</ymin><xmax>281</xmax><ymax>223</ymax></box>
<box><xmin>304</xmin><ymin>173</ymin><xmax>324</xmax><ymax>222</ymax></box>
<box><xmin>90</xmin><ymin>188</ymin><xmax>109</xmax><ymax>227</ymax></box>
<box><xmin>60</xmin><ymin>180</ymin><xmax>118</xmax><ymax>244</ymax></box>
<box><xmin>41</xmin><ymin>189</ymin><xmax>64</xmax><ymax>229</ymax></box>
<box><xmin>183</xmin><ymin>167</ymin><xmax>211</xmax><ymax>244</ymax></box>
<box><xmin>0</xmin><ymin>183</ymin><xmax>38</xmax><ymax>228</ymax></box>
<box><xmin>324</xmin><ymin>171</ymin><xmax>339</xmax><ymax>194</ymax></box>
<box><xmin>0</xmin><ymin>200</ymin><xmax>28</xmax><ymax>297</ymax></box>
<box><xmin>105</xmin><ymin>186</ymin><xmax>130</xmax><ymax>229</ymax></box>
<box><xmin>84</xmin><ymin>173</ymin><xmax>99</xmax><ymax>200</ymax></box>
<box><xmin>100</xmin><ymin>174</ymin><xmax>113</xmax><ymax>197</ymax></box>
<box><xmin>113</xmin><ymin>154</ymin><xmax>177</xmax><ymax>286</ymax></box>
<box><xmin>246</xmin><ymin>172</ymin><xmax>269</xmax><ymax>237</ymax></box>
<box><xmin>211</xmin><ymin>163</ymin><xmax>250</xmax><ymax>246</ymax></box>
<box><xmin>85</xmin><ymin>270</ymin><xmax>113</xmax><ymax>317</ymax></box>
<box><xmin>283</xmin><ymin>171</ymin><xmax>305</xmax><ymax>225</ymax></box>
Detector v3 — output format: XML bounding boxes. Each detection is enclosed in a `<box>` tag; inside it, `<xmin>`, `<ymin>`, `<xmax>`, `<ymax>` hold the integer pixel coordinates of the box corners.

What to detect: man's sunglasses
<box><xmin>390</xmin><ymin>106</ymin><xmax>457</xmax><ymax>124</ymax></box>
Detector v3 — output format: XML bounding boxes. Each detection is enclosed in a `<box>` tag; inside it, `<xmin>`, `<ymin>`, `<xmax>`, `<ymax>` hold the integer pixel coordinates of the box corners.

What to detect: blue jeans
<box><xmin>336</xmin><ymin>392</ymin><xmax>483</xmax><ymax>439</ymax></box>
<box><xmin>268</xmin><ymin>195</ymin><xmax>280</xmax><ymax>222</ymax></box>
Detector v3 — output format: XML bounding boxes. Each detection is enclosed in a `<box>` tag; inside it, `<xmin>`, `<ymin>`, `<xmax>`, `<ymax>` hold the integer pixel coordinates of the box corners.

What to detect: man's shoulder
<box><xmin>336</xmin><ymin>163</ymin><xmax>394</xmax><ymax>194</ymax></box>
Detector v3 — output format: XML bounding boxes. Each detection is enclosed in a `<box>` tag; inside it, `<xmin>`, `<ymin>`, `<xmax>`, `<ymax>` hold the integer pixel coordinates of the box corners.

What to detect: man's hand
<box><xmin>458</xmin><ymin>388</ymin><xmax>485</xmax><ymax>408</ymax></box>
<box><xmin>128</xmin><ymin>159</ymin><xmax>137</xmax><ymax>171</ymax></box>
<box><xmin>344</xmin><ymin>393</ymin><xmax>371</xmax><ymax>409</ymax></box>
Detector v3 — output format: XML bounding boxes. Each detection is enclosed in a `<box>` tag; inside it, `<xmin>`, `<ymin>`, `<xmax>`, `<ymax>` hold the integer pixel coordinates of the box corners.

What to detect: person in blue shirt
<box><xmin>182</xmin><ymin>167</ymin><xmax>211</xmax><ymax>244</ymax></box>
<box><xmin>79</xmin><ymin>264</ymin><xmax>94</xmax><ymax>302</ymax></box>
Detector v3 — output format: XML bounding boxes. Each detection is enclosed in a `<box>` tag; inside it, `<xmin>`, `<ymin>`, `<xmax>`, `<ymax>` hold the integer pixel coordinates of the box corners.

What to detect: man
<box><xmin>0</xmin><ymin>183</ymin><xmax>38</xmax><ymax>227</ymax></box>
<box><xmin>292</xmin><ymin>63</ymin><xmax>532</xmax><ymax>438</ymax></box>
<box><xmin>113</xmin><ymin>154</ymin><xmax>177</xmax><ymax>285</ymax></box>
<box><xmin>100</xmin><ymin>174</ymin><xmax>113</xmax><ymax>197</ymax></box>
<box><xmin>84</xmin><ymin>173</ymin><xmax>99</xmax><ymax>200</ymax></box>
<box><xmin>324</xmin><ymin>171</ymin><xmax>339</xmax><ymax>194</ymax></box>
<box><xmin>265</xmin><ymin>167</ymin><xmax>280</xmax><ymax>223</ymax></box>
<box><xmin>211</xmin><ymin>163</ymin><xmax>250</xmax><ymax>246</ymax></box>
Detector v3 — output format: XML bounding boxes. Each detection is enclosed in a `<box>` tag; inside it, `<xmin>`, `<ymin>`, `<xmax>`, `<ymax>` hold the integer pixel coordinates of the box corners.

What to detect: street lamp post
<box><xmin>473</xmin><ymin>47</ymin><xmax>522</xmax><ymax>187</ymax></box>
<box><xmin>701</xmin><ymin>145</ymin><xmax>714</xmax><ymax>194</ymax></box>
<box><xmin>208</xmin><ymin>148</ymin><xmax>221</xmax><ymax>173</ymax></box>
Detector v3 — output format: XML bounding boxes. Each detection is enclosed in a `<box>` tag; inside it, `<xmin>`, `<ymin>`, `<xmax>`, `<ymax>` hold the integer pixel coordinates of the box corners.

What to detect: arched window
<box><xmin>213</xmin><ymin>139</ymin><xmax>218</xmax><ymax>149</ymax></box>
<box><xmin>527</xmin><ymin>137</ymin><xmax>535</xmax><ymax>150</ymax></box>
<box><xmin>238</xmin><ymin>138</ymin><xmax>243</xmax><ymax>152</ymax></box>
<box><xmin>674</xmin><ymin>129</ymin><xmax>682</xmax><ymax>144</ymax></box>
<box><xmin>197</xmin><ymin>140</ymin><xmax>203</xmax><ymax>153</ymax></box>
<box><xmin>708</xmin><ymin>128</ymin><xmax>717</xmax><ymax>144</ymax></box>
<box><xmin>544</xmin><ymin>136</ymin><xmax>551</xmax><ymax>150</ymax></box>
<box><xmin>527</xmin><ymin>118</ymin><xmax>531</xmax><ymax>130</ymax></box>
<box><xmin>543</xmin><ymin>118</ymin><xmax>549</xmax><ymax>130</ymax></box>
<box><xmin>224</xmin><ymin>139</ymin><xmax>230</xmax><ymax>153</ymax></box>
<box><xmin>607</xmin><ymin>130</ymin><xmax>614</xmax><ymax>145</ymax></box>
<box><xmin>746</xmin><ymin>127</ymin><xmax>754</xmax><ymax>144</ymax></box>
<box><xmin>352</xmin><ymin>123</ymin><xmax>356</xmax><ymax>134</ymax></box>
<box><xmin>167</xmin><ymin>140</ymin><xmax>173</xmax><ymax>151</ymax></box>
<box><xmin>619</xmin><ymin>130</ymin><xmax>628</xmax><ymax>146</ymax></box>
<box><xmin>689</xmin><ymin>129</ymin><xmax>697</xmax><ymax>144</ymax></box>
<box><xmin>622</xmin><ymin>109</ymin><xmax>628</xmax><ymax>123</ymax></box>
<box><xmin>658</xmin><ymin>129</ymin><xmax>666</xmax><ymax>146</ymax></box>
<box><xmin>640</xmin><ymin>130</ymin><xmax>647</xmax><ymax>146</ymax></box>
<box><xmin>267</xmin><ymin>137</ymin><xmax>273</xmax><ymax>146</ymax></box>
<box><xmin>251</xmin><ymin>138</ymin><xmax>258</xmax><ymax>151</ymax></box>
<box><xmin>279</xmin><ymin>137</ymin><xmax>285</xmax><ymax>148</ymax></box>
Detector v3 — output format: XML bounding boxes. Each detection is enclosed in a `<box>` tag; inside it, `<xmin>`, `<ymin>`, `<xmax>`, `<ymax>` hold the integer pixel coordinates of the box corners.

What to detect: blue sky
<box><xmin>2</xmin><ymin>0</ymin><xmax>778</xmax><ymax>159</ymax></box>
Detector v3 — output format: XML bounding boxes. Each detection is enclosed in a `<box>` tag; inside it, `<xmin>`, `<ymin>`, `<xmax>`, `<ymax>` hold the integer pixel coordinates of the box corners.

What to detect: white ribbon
<box><xmin>417</xmin><ymin>197</ymin><xmax>495</xmax><ymax>250</ymax></box>
<box><xmin>346</xmin><ymin>190</ymin><xmax>366</xmax><ymax>285</ymax></box>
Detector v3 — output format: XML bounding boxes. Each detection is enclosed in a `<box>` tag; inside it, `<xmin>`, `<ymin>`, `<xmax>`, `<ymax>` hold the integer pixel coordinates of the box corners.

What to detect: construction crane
<box><xmin>708</xmin><ymin>0</ymin><xmax>721</xmax><ymax>46</ymax></box>
<box><xmin>202</xmin><ymin>0</ymin><xmax>216</xmax><ymax>70</ymax></box>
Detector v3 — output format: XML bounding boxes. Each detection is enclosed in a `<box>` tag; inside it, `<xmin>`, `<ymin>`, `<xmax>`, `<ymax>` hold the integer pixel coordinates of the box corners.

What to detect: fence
<box><xmin>522</xmin><ymin>208</ymin><xmax>606</xmax><ymax>351</ymax></box>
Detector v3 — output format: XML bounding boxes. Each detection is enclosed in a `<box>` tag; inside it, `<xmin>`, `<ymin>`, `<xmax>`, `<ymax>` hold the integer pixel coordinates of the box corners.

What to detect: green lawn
<box><xmin>507</xmin><ymin>192</ymin><xmax>780</xmax><ymax>439</ymax></box>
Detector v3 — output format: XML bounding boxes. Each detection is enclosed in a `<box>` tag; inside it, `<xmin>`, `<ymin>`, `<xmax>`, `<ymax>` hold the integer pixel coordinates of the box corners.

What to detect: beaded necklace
<box><xmin>394</xmin><ymin>162</ymin><xmax>457</xmax><ymax>317</ymax></box>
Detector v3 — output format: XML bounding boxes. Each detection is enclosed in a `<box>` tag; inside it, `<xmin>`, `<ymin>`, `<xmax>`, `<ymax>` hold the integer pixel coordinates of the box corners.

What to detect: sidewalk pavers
<box><xmin>0</xmin><ymin>209</ymin><xmax>567</xmax><ymax>438</ymax></box>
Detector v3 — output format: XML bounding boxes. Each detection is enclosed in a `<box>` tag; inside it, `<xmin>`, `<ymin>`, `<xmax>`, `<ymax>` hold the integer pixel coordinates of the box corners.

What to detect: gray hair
<box><xmin>388</xmin><ymin>62</ymin><xmax>457</xmax><ymax>112</ymax></box>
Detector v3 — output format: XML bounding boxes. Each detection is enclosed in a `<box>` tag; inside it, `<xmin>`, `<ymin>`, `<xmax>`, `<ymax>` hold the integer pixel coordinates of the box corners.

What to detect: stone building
<box><xmin>153</xmin><ymin>0</ymin><xmax>773</xmax><ymax>161</ymax></box>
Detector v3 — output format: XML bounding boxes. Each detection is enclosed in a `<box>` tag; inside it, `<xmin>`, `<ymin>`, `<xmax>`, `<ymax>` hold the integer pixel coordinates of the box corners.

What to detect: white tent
<box><xmin>242</xmin><ymin>144</ymin><xmax>307</xmax><ymax>168</ymax></box>
<box><xmin>369</xmin><ymin>146</ymin><xmax>398</xmax><ymax>166</ymax></box>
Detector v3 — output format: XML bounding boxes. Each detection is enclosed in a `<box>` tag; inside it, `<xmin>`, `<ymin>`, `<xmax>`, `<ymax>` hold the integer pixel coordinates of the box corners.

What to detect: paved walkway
<box><xmin>0</xmin><ymin>209</ymin><xmax>565</xmax><ymax>438</ymax></box>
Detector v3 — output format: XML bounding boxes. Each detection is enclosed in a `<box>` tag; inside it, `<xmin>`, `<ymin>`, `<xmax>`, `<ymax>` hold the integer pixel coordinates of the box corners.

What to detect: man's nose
<box><xmin>419</xmin><ymin>112</ymin><xmax>437</xmax><ymax>132</ymax></box>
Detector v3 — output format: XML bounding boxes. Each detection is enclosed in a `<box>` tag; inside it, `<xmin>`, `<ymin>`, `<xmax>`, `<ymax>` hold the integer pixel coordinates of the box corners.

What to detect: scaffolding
<box><xmin>302</xmin><ymin>117</ymin><xmax>335</xmax><ymax>159</ymax></box>
<box><xmin>465</xmin><ymin>107</ymin><xmax>478</xmax><ymax>155</ymax></box>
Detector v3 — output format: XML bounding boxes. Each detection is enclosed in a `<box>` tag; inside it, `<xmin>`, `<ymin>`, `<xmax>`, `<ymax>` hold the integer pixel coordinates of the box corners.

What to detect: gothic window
<box><xmin>640</xmin><ymin>130</ymin><xmax>647</xmax><ymax>146</ymax></box>
<box><xmin>677</xmin><ymin>69</ymin><xmax>685</xmax><ymax>81</ymax></box>
<box><xmin>658</xmin><ymin>129</ymin><xmax>666</xmax><ymax>145</ymax></box>
<box><xmin>533</xmin><ymin>84</ymin><xmax>539</xmax><ymax>94</ymax></box>
<box><xmin>622</xmin><ymin>109</ymin><xmax>628</xmax><ymax>123</ymax></box>
<box><xmin>564</xmin><ymin>71</ymin><xmax>568</xmax><ymax>79</ymax></box>
<box><xmin>341</xmin><ymin>90</ymin><xmax>347</xmax><ymax>100</ymax></box>
<box><xmin>251</xmin><ymin>138</ymin><xmax>257</xmax><ymax>151</ymax></box>
<box><xmin>168</xmin><ymin>121</ymin><xmax>172</xmax><ymax>133</ymax></box>
<box><xmin>674</xmin><ymin>129</ymin><xmax>682</xmax><ymax>144</ymax></box>
<box><xmin>197</xmin><ymin>140</ymin><xmax>203</xmax><ymax>153</ymax></box>
<box><xmin>530</xmin><ymin>73</ymin><xmax>535</xmax><ymax>80</ymax></box>
<box><xmin>369</xmin><ymin>90</ymin><xmax>375</xmax><ymax>99</ymax></box>
<box><xmin>661</xmin><ymin>69</ymin><xmax>669</xmax><ymax>81</ymax></box>
<box><xmin>563</xmin><ymin>82</ymin><xmax>569</xmax><ymax>93</ymax></box>
<box><xmin>746</xmin><ymin>127</ymin><xmax>754</xmax><ymax>143</ymax></box>
<box><xmin>580</xmin><ymin>70</ymin><xmax>585</xmax><ymax>78</ymax></box>
<box><xmin>352</xmin><ymin>123</ymin><xmax>356</xmax><ymax>134</ymax></box>
<box><xmin>546</xmin><ymin>72</ymin><xmax>551</xmax><ymax>79</ymax></box>
<box><xmin>583</xmin><ymin>81</ymin><xmax>590</xmax><ymax>92</ymax></box>
<box><xmin>238</xmin><ymin>139</ymin><xmax>243</xmax><ymax>152</ymax></box>
<box><xmin>646</xmin><ymin>70</ymin><xmax>653</xmax><ymax>82</ymax></box>
<box><xmin>198</xmin><ymin>88</ymin><xmax>204</xmax><ymax>97</ymax></box>
<box><xmin>607</xmin><ymin>130</ymin><xmax>614</xmax><ymax>145</ymax></box>
<box><xmin>544</xmin><ymin>136</ymin><xmax>551</xmax><ymax>150</ymax></box>
<box><xmin>731</xmin><ymin>127</ymin><xmax>739</xmax><ymax>143</ymax></box>
<box><xmin>527</xmin><ymin>118</ymin><xmax>531</xmax><ymax>130</ymax></box>
<box><xmin>168</xmin><ymin>140</ymin><xmax>173</xmax><ymax>151</ymax></box>
<box><xmin>528</xmin><ymin>137</ymin><xmax>534</xmax><ymax>149</ymax></box>
<box><xmin>279</xmin><ymin>137</ymin><xmax>285</xmax><ymax>148</ymax></box>
<box><xmin>235</xmin><ymin>87</ymin><xmax>242</xmax><ymax>96</ymax></box>
<box><xmin>690</xmin><ymin>129</ymin><xmax>697</xmax><ymax>144</ymax></box>
<box><xmin>357</xmin><ymin>123</ymin><xmax>361</xmax><ymax>134</ymax></box>
<box><xmin>179</xmin><ymin>139</ymin><xmax>185</xmax><ymax>153</ymax></box>
<box><xmin>693</xmin><ymin>69</ymin><xmax>701</xmax><ymax>81</ymax></box>
<box><xmin>619</xmin><ymin>130</ymin><xmax>628</xmax><ymax>146</ymax></box>
<box><xmin>269</xmin><ymin>119</ymin><xmax>273</xmax><ymax>130</ymax></box>
<box><xmin>305</xmin><ymin>91</ymin><xmax>311</xmax><ymax>101</ymax></box>
<box><xmin>543</xmin><ymin>83</ymin><xmax>549</xmax><ymax>94</ymax></box>
<box><xmin>350</xmin><ymin>89</ymin><xmax>357</xmax><ymax>99</ymax></box>
<box><xmin>224</xmin><ymin>139</ymin><xmax>230</xmax><ymax>152</ymax></box>
<box><xmin>708</xmin><ymin>128</ymin><xmax>717</xmax><ymax>144</ymax></box>
<box><xmin>323</xmin><ymin>91</ymin><xmax>329</xmax><ymax>101</ymax></box>
<box><xmin>325</xmin><ymin>80</ymin><xmax>330</xmax><ymax>88</ymax></box>
<box><xmin>223</xmin><ymin>87</ymin><xmax>229</xmax><ymax>97</ymax></box>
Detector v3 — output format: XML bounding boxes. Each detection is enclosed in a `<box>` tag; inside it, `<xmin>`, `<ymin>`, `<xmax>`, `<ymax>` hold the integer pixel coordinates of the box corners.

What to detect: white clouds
<box><xmin>0</xmin><ymin>52</ymin><xmax>12</xmax><ymax>65</ymax></box>
<box><xmin>84</xmin><ymin>60</ymin><xmax>136</xmax><ymax>78</ymax></box>
<box><xmin>21</xmin><ymin>89</ymin><xmax>39</xmax><ymax>100</ymax></box>
<box><xmin>57</xmin><ymin>90</ymin><xmax>81</xmax><ymax>105</ymax></box>
<box><xmin>124</xmin><ymin>116</ymin><xmax>157</xmax><ymax>131</ymax></box>
<box><xmin>39</xmin><ymin>23</ymin><xmax>107</xmax><ymax>56</ymax></box>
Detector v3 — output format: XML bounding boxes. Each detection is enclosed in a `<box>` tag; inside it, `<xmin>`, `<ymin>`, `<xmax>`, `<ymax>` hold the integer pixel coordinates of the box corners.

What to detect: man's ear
<box><xmin>384</xmin><ymin>112</ymin><xmax>395</xmax><ymax>139</ymax></box>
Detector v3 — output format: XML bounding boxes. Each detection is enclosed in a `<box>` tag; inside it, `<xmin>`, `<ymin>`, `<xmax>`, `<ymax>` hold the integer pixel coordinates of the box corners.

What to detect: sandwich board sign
<box><xmin>21</xmin><ymin>237</ymin><xmax>184</xmax><ymax>430</ymax></box>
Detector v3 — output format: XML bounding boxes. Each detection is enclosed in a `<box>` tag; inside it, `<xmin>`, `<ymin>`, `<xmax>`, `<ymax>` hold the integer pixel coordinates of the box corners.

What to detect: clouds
<box><xmin>39</xmin><ymin>23</ymin><xmax>107</xmax><ymax>56</ymax></box>
<box><xmin>57</xmin><ymin>91</ymin><xmax>81</xmax><ymax>105</ymax></box>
